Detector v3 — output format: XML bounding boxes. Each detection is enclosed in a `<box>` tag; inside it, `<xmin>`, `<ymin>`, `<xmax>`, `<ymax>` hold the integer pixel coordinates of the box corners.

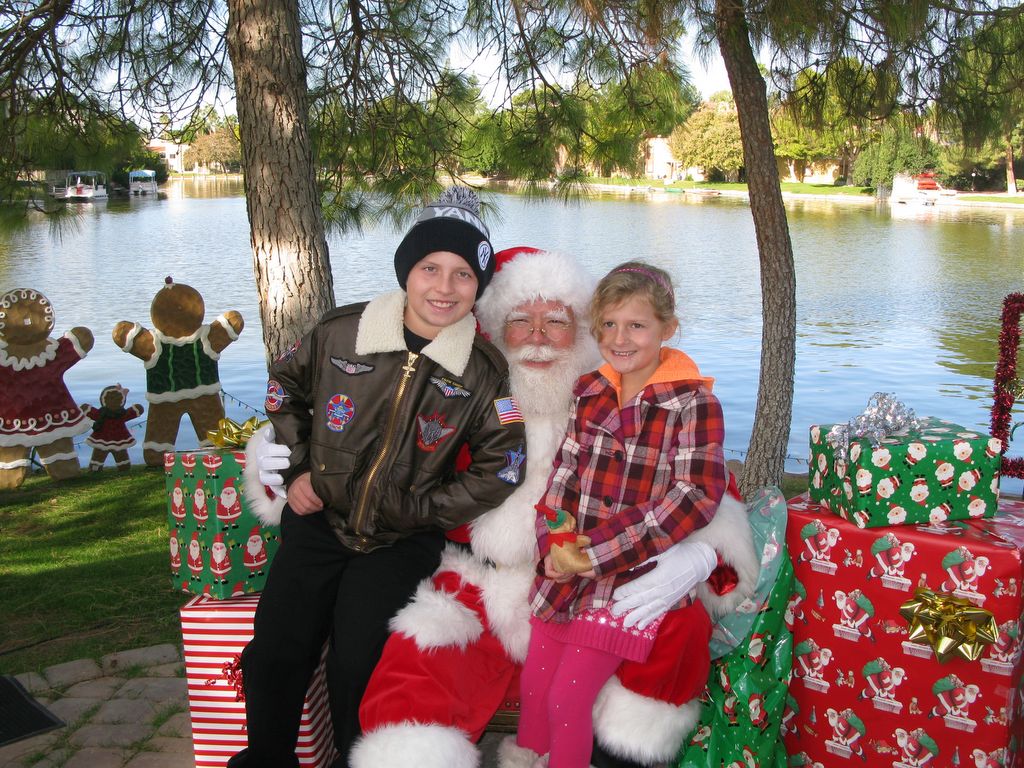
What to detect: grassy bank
<box><xmin>587</xmin><ymin>177</ymin><xmax>874</xmax><ymax>197</ymax></box>
<box><xmin>0</xmin><ymin>468</ymin><xmax>185</xmax><ymax>675</ymax></box>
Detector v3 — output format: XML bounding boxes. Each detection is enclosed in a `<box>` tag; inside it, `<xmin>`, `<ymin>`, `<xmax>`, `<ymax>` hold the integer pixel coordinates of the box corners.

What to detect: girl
<box><xmin>516</xmin><ymin>261</ymin><xmax>727</xmax><ymax>768</ymax></box>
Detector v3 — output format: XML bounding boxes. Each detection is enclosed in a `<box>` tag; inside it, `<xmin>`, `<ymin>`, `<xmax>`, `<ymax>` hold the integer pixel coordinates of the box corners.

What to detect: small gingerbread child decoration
<box><xmin>0</xmin><ymin>288</ymin><xmax>94</xmax><ymax>489</ymax></box>
<box><xmin>80</xmin><ymin>384</ymin><xmax>144</xmax><ymax>471</ymax></box>
<box><xmin>112</xmin><ymin>277</ymin><xmax>243</xmax><ymax>466</ymax></box>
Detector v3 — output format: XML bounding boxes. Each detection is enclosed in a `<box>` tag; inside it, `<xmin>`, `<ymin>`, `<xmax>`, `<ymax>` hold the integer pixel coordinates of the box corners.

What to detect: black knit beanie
<box><xmin>394</xmin><ymin>187</ymin><xmax>495</xmax><ymax>298</ymax></box>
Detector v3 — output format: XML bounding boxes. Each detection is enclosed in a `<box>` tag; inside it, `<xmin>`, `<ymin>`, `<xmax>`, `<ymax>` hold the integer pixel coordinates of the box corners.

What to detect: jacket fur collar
<box><xmin>355</xmin><ymin>289</ymin><xmax>477</xmax><ymax>376</ymax></box>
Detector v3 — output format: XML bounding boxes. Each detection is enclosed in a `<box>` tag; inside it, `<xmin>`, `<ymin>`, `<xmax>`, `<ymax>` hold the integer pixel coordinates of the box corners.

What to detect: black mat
<box><xmin>0</xmin><ymin>675</ymin><xmax>64</xmax><ymax>747</ymax></box>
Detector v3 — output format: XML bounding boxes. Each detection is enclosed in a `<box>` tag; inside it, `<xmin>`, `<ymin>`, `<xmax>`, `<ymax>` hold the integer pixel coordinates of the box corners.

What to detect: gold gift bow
<box><xmin>899</xmin><ymin>587</ymin><xmax>999</xmax><ymax>663</ymax></box>
<box><xmin>207</xmin><ymin>417</ymin><xmax>264</xmax><ymax>449</ymax></box>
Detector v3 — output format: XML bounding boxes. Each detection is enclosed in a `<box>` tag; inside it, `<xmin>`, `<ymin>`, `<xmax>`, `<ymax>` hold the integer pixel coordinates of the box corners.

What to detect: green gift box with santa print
<box><xmin>808</xmin><ymin>417</ymin><xmax>1002</xmax><ymax>528</ymax></box>
<box><xmin>164</xmin><ymin>448</ymin><xmax>280</xmax><ymax>599</ymax></box>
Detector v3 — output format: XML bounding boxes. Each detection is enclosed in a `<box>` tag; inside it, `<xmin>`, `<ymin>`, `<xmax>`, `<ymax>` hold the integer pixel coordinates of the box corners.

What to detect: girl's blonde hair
<box><xmin>589</xmin><ymin>261</ymin><xmax>676</xmax><ymax>338</ymax></box>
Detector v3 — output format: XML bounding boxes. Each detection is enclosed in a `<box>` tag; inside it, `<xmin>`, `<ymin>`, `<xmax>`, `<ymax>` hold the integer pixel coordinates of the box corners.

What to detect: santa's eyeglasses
<box><xmin>504</xmin><ymin>317</ymin><xmax>573</xmax><ymax>341</ymax></box>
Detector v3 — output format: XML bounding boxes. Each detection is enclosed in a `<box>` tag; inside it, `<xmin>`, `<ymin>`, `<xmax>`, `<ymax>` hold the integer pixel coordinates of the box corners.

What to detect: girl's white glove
<box><xmin>609</xmin><ymin>539</ymin><xmax>718</xmax><ymax>630</ymax></box>
<box><xmin>253</xmin><ymin>424</ymin><xmax>291</xmax><ymax>500</ymax></box>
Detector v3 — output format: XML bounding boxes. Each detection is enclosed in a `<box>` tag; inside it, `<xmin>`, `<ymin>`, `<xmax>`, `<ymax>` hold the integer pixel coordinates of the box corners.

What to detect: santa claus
<box><xmin>243</xmin><ymin>526</ymin><xmax>268</xmax><ymax>578</ymax></box>
<box><xmin>216</xmin><ymin>477</ymin><xmax>242</xmax><ymax>529</ymax></box>
<box><xmin>245</xmin><ymin>248</ymin><xmax>761</xmax><ymax>768</ymax></box>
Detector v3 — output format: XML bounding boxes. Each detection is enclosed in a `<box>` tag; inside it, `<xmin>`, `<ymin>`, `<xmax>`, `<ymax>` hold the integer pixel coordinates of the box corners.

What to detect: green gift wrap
<box><xmin>165</xmin><ymin>448</ymin><xmax>280</xmax><ymax>599</ymax></box>
<box><xmin>808</xmin><ymin>417</ymin><xmax>1002</xmax><ymax>528</ymax></box>
<box><xmin>676</xmin><ymin>488</ymin><xmax>793</xmax><ymax>768</ymax></box>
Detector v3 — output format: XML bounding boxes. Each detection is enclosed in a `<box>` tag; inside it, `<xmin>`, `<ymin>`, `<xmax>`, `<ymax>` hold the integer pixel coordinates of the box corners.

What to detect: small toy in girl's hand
<box><xmin>80</xmin><ymin>384</ymin><xmax>144</xmax><ymax>471</ymax></box>
<box><xmin>0</xmin><ymin>288</ymin><xmax>94</xmax><ymax>489</ymax></box>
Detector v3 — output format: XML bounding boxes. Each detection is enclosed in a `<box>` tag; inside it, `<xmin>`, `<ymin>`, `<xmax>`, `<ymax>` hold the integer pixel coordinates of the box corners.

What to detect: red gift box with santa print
<box><xmin>166</xmin><ymin>449</ymin><xmax>280</xmax><ymax>599</ymax></box>
<box><xmin>784</xmin><ymin>492</ymin><xmax>1024</xmax><ymax>768</ymax></box>
<box><xmin>180</xmin><ymin>593</ymin><xmax>337</xmax><ymax>767</ymax></box>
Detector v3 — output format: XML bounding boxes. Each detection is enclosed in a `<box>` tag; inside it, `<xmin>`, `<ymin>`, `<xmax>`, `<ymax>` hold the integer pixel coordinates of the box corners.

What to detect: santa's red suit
<box><xmin>346</xmin><ymin>250</ymin><xmax>760</xmax><ymax>768</ymax></box>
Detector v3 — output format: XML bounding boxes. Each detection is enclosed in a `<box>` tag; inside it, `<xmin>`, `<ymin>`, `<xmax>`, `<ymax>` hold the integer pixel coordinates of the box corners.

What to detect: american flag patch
<box><xmin>493</xmin><ymin>397</ymin><xmax>524</xmax><ymax>425</ymax></box>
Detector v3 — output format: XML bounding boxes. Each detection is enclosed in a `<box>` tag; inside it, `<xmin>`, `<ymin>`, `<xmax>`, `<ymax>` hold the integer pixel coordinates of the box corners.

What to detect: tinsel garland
<box><xmin>991</xmin><ymin>293</ymin><xmax>1024</xmax><ymax>478</ymax></box>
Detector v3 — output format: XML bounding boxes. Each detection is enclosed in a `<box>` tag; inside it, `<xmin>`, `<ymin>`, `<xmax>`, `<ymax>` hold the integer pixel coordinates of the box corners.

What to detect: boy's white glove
<box><xmin>254</xmin><ymin>424</ymin><xmax>290</xmax><ymax>500</ymax></box>
<box><xmin>610</xmin><ymin>539</ymin><xmax>718</xmax><ymax>630</ymax></box>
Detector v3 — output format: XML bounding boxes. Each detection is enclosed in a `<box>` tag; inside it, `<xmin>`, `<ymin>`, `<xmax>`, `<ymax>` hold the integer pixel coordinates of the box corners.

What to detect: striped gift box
<box><xmin>180</xmin><ymin>593</ymin><xmax>337</xmax><ymax>767</ymax></box>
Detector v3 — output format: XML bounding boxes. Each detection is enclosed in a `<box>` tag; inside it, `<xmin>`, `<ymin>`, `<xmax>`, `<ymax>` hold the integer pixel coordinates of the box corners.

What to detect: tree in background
<box><xmin>938</xmin><ymin>15</ymin><xmax>1024</xmax><ymax>195</ymax></box>
<box><xmin>184</xmin><ymin>123</ymin><xmax>242</xmax><ymax>173</ymax></box>
<box><xmin>668</xmin><ymin>95</ymin><xmax>743</xmax><ymax>180</ymax></box>
<box><xmin>850</xmin><ymin>122</ymin><xmax>938</xmax><ymax>188</ymax></box>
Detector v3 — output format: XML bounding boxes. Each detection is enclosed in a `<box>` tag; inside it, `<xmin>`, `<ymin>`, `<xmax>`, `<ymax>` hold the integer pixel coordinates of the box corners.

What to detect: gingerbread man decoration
<box><xmin>0</xmin><ymin>288</ymin><xmax>94</xmax><ymax>489</ymax></box>
<box><xmin>80</xmin><ymin>384</ymin><xmax>144</xmax><ymax>471</ymax></box>
<box><xmin>112</xmin><ymin>277</ymin><xmax>243</xmax><ymax>466</ymax></box>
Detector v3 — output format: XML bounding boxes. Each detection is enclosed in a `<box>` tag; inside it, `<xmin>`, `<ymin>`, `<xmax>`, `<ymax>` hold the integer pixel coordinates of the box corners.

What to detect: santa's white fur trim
<box><xmin>390</xmin><ymin>579</ymin><xmax>483</xmax><ymax>650</ymax></box>
<box><xmin>690</xmin><ymin>493</ymin><xmax>759</xmax><ymax>619</ymax></box>
<box><xmin>474</xmin><ymin>251</ymin><xmax>596</xmax><ymax>342</ymax></box>
<box><xmin>350</xmin><ymin>722</ymin><xmax>477</xmax><ymax>768</ymax></box>
<box><xmin>478</xmin><ymin>564</ymin><xmax>534</xmax><ymax>663</ymax></box>
<box><xmin>593</xmin><ymin>676</ymin><xmax>700</xmax><ymax>763</ymax></box>
<box><xmin>356</xmin><ymin>289</ymin><xmax>477</xmax><ymax>376</ymax></box>
<box><xmin>242</xmin><ymin>427</ymin><xmax>286</xmax><ymax>526</ymax></box>
<box><xmin>497</xmin><ymin>736</ymin><xmax>540</xmax><ymax>768</ymax></box>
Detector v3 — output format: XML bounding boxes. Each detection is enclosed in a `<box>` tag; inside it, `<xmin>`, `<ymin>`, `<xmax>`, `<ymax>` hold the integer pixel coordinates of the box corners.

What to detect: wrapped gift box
<box><xmin>166</xmin><ymin>449</ymin><xmax>279</xmax><ymax>598</ymax></box>
<box><xmin>180</xmin><ymin>594</ymin><xmax>337</xmax><ymax>767</ymax></box>
<box><xmin>784</xmin><ymin>493</ymin><xmax>1024</xmax><ymax>768</ymax></box>
<box><xmin>808</xmin><ymin>417</ymin><xmax>1002</xmax><ymax>528</ymax></box>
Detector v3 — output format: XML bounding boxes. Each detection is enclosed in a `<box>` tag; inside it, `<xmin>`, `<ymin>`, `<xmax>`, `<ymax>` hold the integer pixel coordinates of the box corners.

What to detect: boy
<box><xmin>229</xmin><ymin>188</ymin><xmax>526</xmax><ymax>768</ymax></box>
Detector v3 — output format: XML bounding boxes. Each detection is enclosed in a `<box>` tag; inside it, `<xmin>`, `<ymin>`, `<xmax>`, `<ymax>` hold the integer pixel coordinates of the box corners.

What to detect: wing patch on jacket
<box><xmin>330</xmin><ymin>356</ymin><xmax>374</xmax><ymax>375</ymax></box>
<box><xmin>429</xmin><ymin>376</ymin><xmax>471</xmax><ymax>398</ymax></box>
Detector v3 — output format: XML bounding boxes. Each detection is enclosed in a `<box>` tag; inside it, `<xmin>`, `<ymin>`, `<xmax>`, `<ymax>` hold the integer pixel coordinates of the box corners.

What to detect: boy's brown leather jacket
<box><xmin>268</xmin><ymin>290</ymin><xmax>526</xmax><ymax>552</ymax></box>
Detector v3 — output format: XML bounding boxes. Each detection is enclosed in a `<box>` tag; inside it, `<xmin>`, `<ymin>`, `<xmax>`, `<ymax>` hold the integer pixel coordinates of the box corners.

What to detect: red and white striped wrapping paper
<box><xmin>180</xmin><ymin>593</ymin><xmax>337</xmax><ymax>767</ymax></box>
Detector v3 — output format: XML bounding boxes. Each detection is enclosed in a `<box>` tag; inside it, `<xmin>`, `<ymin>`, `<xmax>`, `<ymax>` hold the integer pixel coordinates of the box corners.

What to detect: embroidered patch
<box><xmin>264</xmin><ymin>380</ymin><xmax>286</xmax><ymax>412</ymax></box>
<box><xmin>330</xmin><ymin>356</ymin><xmax>374</xmax><ymax>375</ymax></box>
<box><xmin>417</xmin><ymin>412</ymin><xmax>456</xmax><ymax>451</ymax></box>
<box><xmin>430</xmin><ymin>376</ymin><xmax>471</xmax><ymax>398</ymax></box>
<box><xmin>497</xmin><ymin>443</ymin><xmax>526</xmax><ymax>484</ymax></box>
<box><xmin>275</xmin><ymin>338</ymin><xmax>301</xmax><ymax>364</ymax></box>
<box><xmin>493</xmin><ymin>397</ymin><xmax>523</xmax><ymax>425</ymax></box>
<box><xmin>326</xmin><ymin>394</ymin><xmax>355</xmax><ymax>432</ymax></box>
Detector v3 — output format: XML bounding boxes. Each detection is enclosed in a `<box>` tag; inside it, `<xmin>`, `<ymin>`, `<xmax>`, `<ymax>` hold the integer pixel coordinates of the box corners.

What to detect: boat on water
<box><xmin>51</xmin><ymin>171</ymin><xmax>108</xmax><ymax>201</ymax></box>
<box><xmin>128</xmin><ymin>169</ymin><xmax>159</xmax><ymax>195</ymax></box>
<box><xmin>684</xmin><ymin>188</ymin><xmax>722</xmax><ymax>198</ymax></box>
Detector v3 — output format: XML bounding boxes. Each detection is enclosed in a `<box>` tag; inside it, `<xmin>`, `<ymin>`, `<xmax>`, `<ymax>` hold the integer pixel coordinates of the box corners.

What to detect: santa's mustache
<box><xmin>511</xmin><ymin>345</ymin><xmax>567</xmax><ymax>365</ymax></box>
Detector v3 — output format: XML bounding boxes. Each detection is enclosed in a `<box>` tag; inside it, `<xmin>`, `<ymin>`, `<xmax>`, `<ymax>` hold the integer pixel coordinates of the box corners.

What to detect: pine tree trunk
<box><xmin>714</xmin><ymin>0</ymin><xmax>797</xmax><ymax>495</ymax></box>
<box><xmin>1007</xmin><ymin>140</ymin><xmax>1018</xmax><ymax>196</ymax></box>
<box><xmin>226</xmin><ymin>0</ymin><xmax>334</xmax><ymax>364</ymax></box>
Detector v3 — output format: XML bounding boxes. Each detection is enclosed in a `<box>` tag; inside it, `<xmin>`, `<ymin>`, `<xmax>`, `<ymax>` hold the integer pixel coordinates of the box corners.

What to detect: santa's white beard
<box><xmin>504</xmin><ymin>342</ymin><xmax>594</xmax><ymax>418</ymax></box>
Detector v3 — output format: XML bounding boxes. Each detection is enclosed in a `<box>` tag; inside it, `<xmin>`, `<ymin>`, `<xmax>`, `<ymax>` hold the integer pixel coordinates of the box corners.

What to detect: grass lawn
<box><xmin>0</xmin><ymin>468</ymin><xmax>186</xmax><ymax>675</ymax></box>
<box><xmin>958</xmin><ymin>194</ymin><xmax>1024</xmax><ymax>204</ymax></box>
<box><xmin>0</xmin><ymin>462</ymin><xmax>811</xmax><ymax>676</ymax></box>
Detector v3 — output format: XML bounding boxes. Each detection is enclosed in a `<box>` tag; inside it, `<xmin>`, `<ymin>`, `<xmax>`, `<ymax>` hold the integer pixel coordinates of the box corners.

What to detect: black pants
<box><xmin>227</xmin><ymin>506</ymin><xmax>445</xmax><ymax>768</ymax></box>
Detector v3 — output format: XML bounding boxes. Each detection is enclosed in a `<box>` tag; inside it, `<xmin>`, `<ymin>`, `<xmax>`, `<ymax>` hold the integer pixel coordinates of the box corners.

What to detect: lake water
<box><xmin>1</xmin><ymin>178</ymin><xmax>1021</xmax><ymax>491</ymax></box>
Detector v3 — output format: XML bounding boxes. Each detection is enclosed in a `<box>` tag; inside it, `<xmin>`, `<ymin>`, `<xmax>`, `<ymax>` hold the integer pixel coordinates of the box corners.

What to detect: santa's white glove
<box><xmin>254</xmin><ymin>424</ymin><xmax>290</xmax><ymax>500</ymax></box>
<box><xmin>610</xmin><ymin>539</ymin><xmax>718</xmax><ymax>630</ymax></box>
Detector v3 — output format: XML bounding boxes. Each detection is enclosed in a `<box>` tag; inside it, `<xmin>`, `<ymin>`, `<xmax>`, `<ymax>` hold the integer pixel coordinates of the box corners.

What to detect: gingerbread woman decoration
<box><xmin>112</xmin><ymin>277</ymin><xmax>243</xmax><ymax>466</ymax></box>
<box><xmin>0</xmin><ymin>288</ymin><xmax>94</xmax><ymax>489</ymax></box>
<box><xmin>80</xmin><ymin>384</ymin><xmax>144</xmax><ymax>471</ymax></box>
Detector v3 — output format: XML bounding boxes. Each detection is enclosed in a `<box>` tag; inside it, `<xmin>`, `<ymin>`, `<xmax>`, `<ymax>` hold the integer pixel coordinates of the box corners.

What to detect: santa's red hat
<box><xmin>214</xmin><ymin>533</ymin><xmax>225</xmax><ymax>545</ymax></box>
<box><xmin>249</xmin><ymin>525</ymin><xmax>261</xmax><ymax>538</ymax></box>
<box><xmin>222</xmin><ymin>477</ymin><xmax>236</xmax><ymax>490</ymax></box>
<box><xmin>474</xmin><ymin>247</ymin><xmax>597</xmax><ymax>341</ymax></box>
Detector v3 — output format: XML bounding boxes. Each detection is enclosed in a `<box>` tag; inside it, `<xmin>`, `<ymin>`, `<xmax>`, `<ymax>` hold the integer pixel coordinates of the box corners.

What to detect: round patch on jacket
<box><xmin>264</xmin><ymin>380</ymin><xmax>286</xmax><ymax>412</ymax></box>
<box><xmin>326</xmin><ymin>394</ymin><xmax>355</xmax><ymax>432</ymax></box>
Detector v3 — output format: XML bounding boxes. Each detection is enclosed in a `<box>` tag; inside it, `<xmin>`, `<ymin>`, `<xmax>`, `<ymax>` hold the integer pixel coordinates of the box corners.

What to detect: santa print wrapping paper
<box><xmin>166</xmin><ymin>449</ymin><xmax>279</xmax><ymax>599</ymax></box>
<box><xmin>808</xmin><ymin>418</ymin><xmax>1002</xmax><ymax>528</ymax></box>
<box><xmin>784</xmin><ymin>493</ymin><xmax>1024</xmax><ymax>768</ymax></box>
<box><xmin>180</xmin><ymin>594</ymin><xmax>337</xmax><ymax>767</ymax></box>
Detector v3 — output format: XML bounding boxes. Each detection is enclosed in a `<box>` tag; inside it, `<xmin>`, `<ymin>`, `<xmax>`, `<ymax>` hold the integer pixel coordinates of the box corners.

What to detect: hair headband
<box><xmin>612</xmin><ymin>266</ymin><xmax>674</xmax><ymax>297</ymax></box>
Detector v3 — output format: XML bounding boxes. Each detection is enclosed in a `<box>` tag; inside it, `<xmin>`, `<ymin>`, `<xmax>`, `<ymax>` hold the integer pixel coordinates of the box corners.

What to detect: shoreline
<box><xmin>484</xmin><ymin>178</ymin><xmax>1024</xmax><ymax>210</ymax></box>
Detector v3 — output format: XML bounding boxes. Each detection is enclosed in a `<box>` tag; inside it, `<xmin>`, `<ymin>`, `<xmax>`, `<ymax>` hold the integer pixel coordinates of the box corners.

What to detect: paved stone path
<box><xmin>0</xmin><ymin>644</ymin><xmax>505</xmax><ymax>768</ymax></box>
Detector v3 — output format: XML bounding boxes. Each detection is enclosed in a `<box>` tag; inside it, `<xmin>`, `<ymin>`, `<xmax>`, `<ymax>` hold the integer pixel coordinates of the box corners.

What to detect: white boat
<box><xmin>52</xmin><ymin>171</ymin><xmax>108</xmax><ymax>201</ymax></box>
<box><xmin>128</xmin><ymin>169</ymin><xmax>159</xmax><ymax>195</ymax></box>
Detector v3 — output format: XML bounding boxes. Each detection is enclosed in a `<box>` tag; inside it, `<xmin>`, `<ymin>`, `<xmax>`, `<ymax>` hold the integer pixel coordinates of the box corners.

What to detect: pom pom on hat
<box><xmin>394</xmin><ymin>187</ymin><xmax>495</xmax><ymax>298</ymax></box>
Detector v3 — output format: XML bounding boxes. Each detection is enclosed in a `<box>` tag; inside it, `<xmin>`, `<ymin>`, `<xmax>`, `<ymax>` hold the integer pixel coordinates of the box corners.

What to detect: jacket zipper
<box><xmin>350</xmin><ymin>350</ymin><xmax>419</xmax><ymax>547</ymax></box>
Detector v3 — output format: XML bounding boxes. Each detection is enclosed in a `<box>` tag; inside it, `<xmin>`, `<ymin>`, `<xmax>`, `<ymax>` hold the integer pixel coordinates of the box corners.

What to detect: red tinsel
<box><xmin>205</xmin><ymin>653</ymin><xmax>246</xmax><ymax>702</ymax></box>
<box><xmin>991</xmin><ymin>293</ymin><xmax>1024</xmax><ymax>479</ymax></box>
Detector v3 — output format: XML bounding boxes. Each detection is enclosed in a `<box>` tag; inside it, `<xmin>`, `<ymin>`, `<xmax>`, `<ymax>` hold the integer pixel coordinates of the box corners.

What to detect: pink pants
<box><xmin>516</xmin><ymin>627</ymin><xmax>624</xmax><ymax>768</ymax></box>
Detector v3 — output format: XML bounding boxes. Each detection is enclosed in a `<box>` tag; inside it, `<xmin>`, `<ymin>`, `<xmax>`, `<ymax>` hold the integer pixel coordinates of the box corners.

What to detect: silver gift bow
<box><xmin>826</xmin><ymin>393</ymin><xmax>922</xmax><ymax>461</ymax></box>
